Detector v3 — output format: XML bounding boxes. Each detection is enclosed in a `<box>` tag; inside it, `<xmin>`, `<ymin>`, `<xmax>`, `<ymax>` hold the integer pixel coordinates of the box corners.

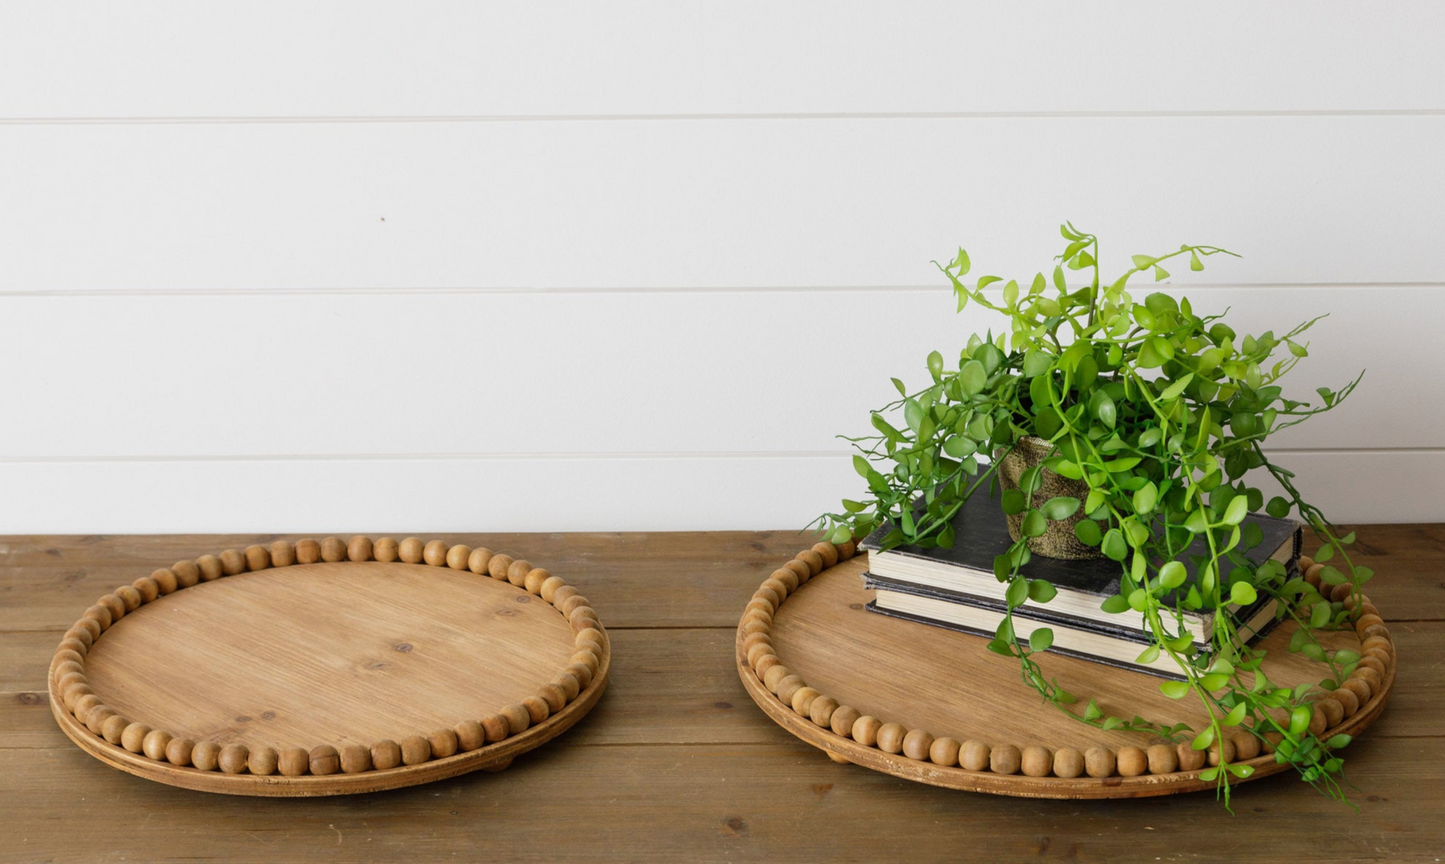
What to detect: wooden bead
<box><xmin>875</xmin><ymin>722</ymin><xmax>906</xmax><ymax>754</ymax></box>
<box><xmin>1326</xmin><ymin>687</ymin><xmax>1359</xmax><ymax>718</ymax></box>
<box><xmin>782</xmin><ymin>559</ymin><xmax>811</xmax><ymax>584</ymax></box>
<box><xmin>1354</xmin><ymin>613</ymin><xmax>1384</xmax><ymax>635</ymax></box>
<box><xmin>1147</xmin><ymin>744</ymin><xmax>1178</xmax><ymax>775</ymax></box>
<box><xmin>82</xmin><ymin>604</ymin><xmax>112</xmax><ymax>631</ymax></box>
<box><xmin>338</xmin><ymin>744</ymin><xmax>371</xmax><ymax>773</ymax></box>
<box><xmin>1341</xmin><ymin>678</ymin><xmax>1373</xmax><ymax>706</ymax></box>
<box><xmin>370</xmin><ymin>739</ymin><xmax>402</xmax><ymax>770</ymax></box>
<box><xmin>320</xmin><ymin>537</ymin><xmax>348</xmax><ymax>563</ymax></box>
<box><xmin>98</xmin><ymin>594</ymin><xmax>126</xmax><ymax>622</ymax></box>
<box><xmin>309</xmin><ymin>744</ymin><xmax>341</xmax><ymax>774</ymax></box>
<box><xmin>753</xmin><ymin>585</ymin><xmax>782</xmax><ymax>609</ymax></box>
<box><xmin>57</xmin><ymin>637</ymin><xmax>87</xmax><ymax>657</ymax></box>
<box><xmin>270</xmin><ymin>540</ymin><xmax>296</xmax><ymax>567</ymax></box>
<box><xmin>795</xmin><ymin>549</ymin><xmax>824</xmax><ymax>577</ymax></box>
<box><xmin>551</xmin><ymin>584</ymin><xmax>580</xmax><ymax>607</ymax></box>
<box><xmin>523</xmin><ymin>568</ymin><xmax>551</xmax><ymax>595</ymax></box>
<box><xmin>809</xmin><ymin>695</ymin><xmax>839</xmax><ymax>727</ymax></box>
<box><xmin>372</xmin><ymin>537</ymin><xmax>399</xmax><ymax>563</ymax></box>
<box><xmin>467</xmin><ymin>547</ymin><xmax>494</xmax><ymax>574</ymax></box>
<box><xmin>295</xmin><ymin>540</ymin><xmax>322</xmax><ymax>565</ymax></box>
<box><xmin>929</xmin><ymin>737</ymin><xmax>961</xmax><ymax>767</ymax></box>
<box><xmin>1053</xmin><ymin>748</ymin><xmax>1084</xmax><ymax>778</ymax></box>
<box><xmin>835</xmin><ymin>539</ymin><xmax>857</xmax><ymax>560</ymax></box>
<box><xmin>1304</xmin><ymin>562</ymin><xmax>1324</xmax><ymax>587</ymax></box>
<box><xmin>1085</xmin><ymin>747</ymin><xmax>1116</xmax><ymax>778</ymax></box>
<box><xmin>63</xmin><ymin>683</ymin><xmax>93</xmax><ymax>712</ymax></box>
<box><xmin>811</xmin><ymin>542</ymin><xmax>839</xmax><ymax>569</ymax></box>
<box><xmin>446</xmin><ymin>544</ymin><xmax>472</xmax><ymax>570</ymax></box>
<box><xmin>196</xmin><ymin>554</ymin><xmax>224</xmax><ymax>581</ymax></box>
<box><xmin>428</xmin><ymin>728</ymin><xmax>459</xmax><ymax>758</ymax></box>
<box><xmin>565</xmin><ymin>662</ymin><xmax>594</xmax><ymax>689</ymax></box>
<box><xmin>903</xmin><ymin>729</ymin><xmax>935</xmax><ymax>762</ymax></box>
<box><xmin>150</xmin><ymin>568</ymin><xmax>179</xmax><ymax>594</ymax></box>
<box><xmin>558</xmin><ymin>593</ymin><xmax>590</xmax><ymax>616</ymax></box>
<box><xmin>278</xmin><ymin>746</ymin><xmax>310</xmax><ymax>776</ymax></box>
<box><xmin>552</xmin><ymin>671</ymin><xmax>582</xmax><ymax>702</ymax></box>
<box><xmin>770</xmin><ymin>568</ymin><xmax>800</xmax><ymax>593</ymax></box>
<box><xmin>523</xmin><ymin>696</ymin><xmax>551</xmax><ymax>723</ymax></box>
<box><xmin>1329</xmin><ymin>582</ymin><xmax>1354</xmax><ymax>602</ymax></box>
<box><xmin>114</xmin><ymin>585</ymin><xmax>143</xmax><ymax>612</ymax></box>
<box><xmin>571</xmin><ymin>649</ymin><xmax>601</xmax><ymax>675</ymax></box>
<box><xmin>63</xmin><ymin>627</ymin><xmax>93</xmax><ymax>651</ymax></box>
<box><xmin>249</xmin><ymin>746</ymin><xmax>279</xmax><ymax>776</ymax></box>
<box><xmin>481</xmin><ymin>715</ymin><xmax>510</xmax><ymax>743</ymax></box>
<box><xmin>1352</xmin><ymin>665</ymin><xmax>1383</xmax><ymax>692</ymax></box>
<box><xmin>746</xmin><ymin>642</ymin><xmax>775</xmax><ymax>668</ymax></box>
<box><xmin>501</xmin><ymin>703</ymin><xmax>531</xmax><ymax>735</ymax></box>
<box><xmin>752</xmin><ymin>655</ymin><xmax>782</xmax><ymax>680</ymax></box>
<box><xmin>171</xmin><ymin>560</ymin><xmax>201</xmax><ymax>587</ymax></box>
<box><xmin>488</xmin><ymin>554</ymin><xmax>515</xmax><ymax>580</ymax></box>
<box><xmin>85</xmin><ymin>706</ymin><xmax>116</xmax><ymax>735</ymax></box>
<box><xmin>347</xmin><ymin>536</ymin><xmax>374</xmax><ymax>562</ymax></box>
<box><xmin>961</xmin><ymin>740</ymin><xmax>990</xmax><ymax>771</ymax></box>
<box><xmin>101</xmin><ymin>714</ymin><xmax>129</xmax><ymax>744</ymax></box>
<box><xmin>507</xmin><ymin>559</ymin><xmax>533</xmax><ymax>586</ymax></box>
<box><xmin>990</xmin><ymin>744</ymin><xmax>1022</xmax><ymax>775</ymax></box>
<box><xmin>130</xmin><ymin>576</ymin><xmax>160</xmax><ymax>604</ymax></box>
<box><xmin>56</xmin><ymin>648</ymin><xmax>85</xmax><ymax>668</ymax></box>
<box><xmin>219</xmin><ymin>549</ymin><xmax>246</xmax><ymax>575</ymax></box>
<box><xmin>851</xmin><ymin>715</ymin><xmax>882</xmax><ymax>747</ymax></box>
<box><xmin>1362</xmin><ymin>635</ymin><xmax>1393</xmax><ymax>656</ymax></box>
<box><xmin>1231</xmin><ymin>731</ymin><xmax>1261</xmax><ymax>760</ymax></box>
<box><xmin>1357</xmin><ymin>656</ymin><xmax>1387</xmax><ymax>678</ymax></box>
<box><xmin>1297</xmin><ymin>554</ymin><xmax>1315</xmax><ymax>570</ymax></box>
<box><xmin>1361</xmin><ymin>622</ymin><xmax>1391</xmax><ymax>640</ymax></box>
<box><xmin>1116</xmin><ymin>746</ymin><xmax>1147</xmax><ymax>777</ymax></box>
<box><xmin>1261</xmin><ymin>731</ymin><xmax>1283</xmax><ymax>753</ymax></box>
<box><xmin>1364</xmin><ymin>646</ymin><xmax>1391</xmax><ymax>665</ymax></box>
<box><xmin>1021</xmin><ymin>745</ymin><xmax>1053</xmax><ymax>777</ymax></box>
<box><xmin>1207</xmin><ymin>737</ymin><xmax>1236</xmax><ymax>766</ymax></box>
<box><xmin>539</xmin><ymin>575</ymin><xmax>567</xmax><ymax>602</ymax></box>
<box><xmin>455</xmin><ymin>720</ymin><xmax>485</xmax><ymax>752</ymax></box>
<box><xmin>538</xmin><ymin>682</ymin><xmax>568</xmax><ymax>713</ymax></box>
<box><xmin>219</xmin><ymin>743</ymin><xmax>249</xmax><ymax>774</ymax></box>
<box><xmin>165</xmin><ymin>737</ymin><xmax>194</xmax><ymax>766</ymax></box>
<box><xmin>774</xmin><ymin>676</ymin><xmax>805</xmax><ymax>706</ymax></box>
<box><xmin>1178</xmin><ymin>742</ymin><xmax>1207</xmax><ymax>771</ymax></box>
<box><xmin>576</xmin><ymin>628</ymin><xmax>607</xmax><ymax>653</ymax></box>
<box><xmin>761</xmin><ymin>577</ymin><xmax>790</xmax><ymax>602</ymax></box>
<box><xmin>398</xmin><ymin>537</ymin><xmax>424</xmax><ymax>563</ymax></box>
<box><xmin>830</xmin><ymin>705</ymin><xmax>861</xmax><ymax>738</ymax></box>
<box><xmin>244</xmin><ymin>544</ymin><xmax>271</xmax><ymax>570</ymax></box>
<box><xmin>741</xmin><ymin>618</ymin><xmax>769</xmax><ymax>637</ymax></box>
<box><xmin>72</xmin><ymin>693</ymin><xmax>101</xmax><ymax>720</ymax></box>
<box><xmin>73</xmin><ymin>617</ymin><xmax>103</xmax><ymax>641</ymax></box>
<box><xmin>1315</xmin><ymin>695</ymin><xmax>1345</xmax><ymax>728</ymax></box>
<box><xmin>192</xmin><ymin>740</ymin><xmax>221</xmax><ymax>771</ymax></box>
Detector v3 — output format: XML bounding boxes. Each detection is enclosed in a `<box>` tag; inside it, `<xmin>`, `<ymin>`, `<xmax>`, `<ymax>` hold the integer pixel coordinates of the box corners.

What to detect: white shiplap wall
<box><xmin>1</xmin><ymin>2</ymin><xmax>1442</xmax><ymax>533</ymax></box>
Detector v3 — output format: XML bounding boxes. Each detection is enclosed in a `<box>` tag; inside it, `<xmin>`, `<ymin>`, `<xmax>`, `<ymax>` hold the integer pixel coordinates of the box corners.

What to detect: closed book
<box><xmin>864</xmin><ymin>573</ymin><xmax>1282</xmax><ymax>679</ymax></box>
<box><xmin>861</xmin><ymin>486</ymin><xmax>1300</xmax><ymax>642</ymax></box>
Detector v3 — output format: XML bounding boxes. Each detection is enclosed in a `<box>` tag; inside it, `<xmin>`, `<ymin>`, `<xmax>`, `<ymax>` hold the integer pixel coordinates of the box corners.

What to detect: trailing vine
<box><xmin>814</xmin><ymin>223</ymin><xmax>1369</xmax><ymax>808</ymax></box>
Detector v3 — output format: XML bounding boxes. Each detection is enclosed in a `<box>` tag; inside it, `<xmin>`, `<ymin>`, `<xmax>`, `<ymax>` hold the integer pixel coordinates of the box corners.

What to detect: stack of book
<box><xmin>861</xmin><ymin>489</ymin><xmax>1301</xmax><ymax>679</ymax></box>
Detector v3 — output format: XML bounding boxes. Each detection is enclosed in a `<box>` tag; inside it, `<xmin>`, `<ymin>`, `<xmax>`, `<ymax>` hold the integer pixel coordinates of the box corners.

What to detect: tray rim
<box><xmin>736</xmin><ymin>542</ymin><xmax>1395</xmax><ymax>800</ymax></box>
<box><xmin>47</xmin><ymin>538</ymin><xmax>610</xmax><ymax>797</ymax></box>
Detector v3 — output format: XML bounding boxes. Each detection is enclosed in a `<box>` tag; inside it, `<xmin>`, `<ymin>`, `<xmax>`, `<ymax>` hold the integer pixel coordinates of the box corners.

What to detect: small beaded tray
<box><xmin>48</xmin><ymin>536</ymin><xmax>609</xmax><ymax>796</ymax></box>
<box><xmin>738</xmin><ymin>541</ymin><xmax>1394</xmax><ymax>799</ymax></box>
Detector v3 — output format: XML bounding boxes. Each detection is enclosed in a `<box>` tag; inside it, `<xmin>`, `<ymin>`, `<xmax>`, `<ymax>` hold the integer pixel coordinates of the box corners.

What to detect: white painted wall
<box><xmin>1</xmin><ymin>2</ymin><xmax>1441</xmax><ymax>532</ymax></box>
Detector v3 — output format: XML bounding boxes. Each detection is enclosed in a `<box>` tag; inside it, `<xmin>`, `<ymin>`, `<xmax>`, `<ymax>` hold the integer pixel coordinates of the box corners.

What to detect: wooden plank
<box><xmin>1</xmin><ymin>119</ymin><xmax>1442</xmax><ymax>292</ymax></box>
<box><xmin>1</xmin><ymin>287</ymin><xmax>1434</xmax><ymax>459</ymax></box>
<box><xmin>5</xmin><ymin>622</ymin><xmax>1438</xmax><ymax>751</ymax></box>
<box><xmin>3</xmin><ymin>527</ymin><xmax>1442</xmax><ymax>631</ymax></box>
<box><xmin>2</xmin><ymin>3</ymin><xmax>1441</xmax><ymax>118</ymax></box>
<box><xmin>0</xmin><ymin>737</ymin><xmax>1439</xmax><ymax>863</ymax></box>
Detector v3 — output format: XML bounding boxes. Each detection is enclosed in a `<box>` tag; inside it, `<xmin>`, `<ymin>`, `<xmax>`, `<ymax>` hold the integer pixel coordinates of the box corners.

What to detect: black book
<box><xmin>861</xmin><ymin>485</ymin><xmax>1301</xmax><ymax>642</ymax></box>
<box><xmin>864</xmin><ymin>573</ymin><xmax>1282</xmax><ymax>680</ymax></box>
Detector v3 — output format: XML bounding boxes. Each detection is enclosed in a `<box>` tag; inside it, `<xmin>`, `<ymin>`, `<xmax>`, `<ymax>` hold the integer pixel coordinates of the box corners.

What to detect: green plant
<box><xmin>814</xmin><ymin>223</ymin><xmax>1368</xmax><ymax>808</ymax></box>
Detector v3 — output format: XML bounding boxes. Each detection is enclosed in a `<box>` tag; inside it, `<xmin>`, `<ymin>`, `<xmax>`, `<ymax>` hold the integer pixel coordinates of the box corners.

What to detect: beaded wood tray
<box><xmin>737</xmin><ymin>540</ymin><xmax>1394</xmax><ymax>799</ymax></box>
<box><xmin>48</xmin><ymin>537</ymin><xmax>610</xmax><ymax>796</ymax></box>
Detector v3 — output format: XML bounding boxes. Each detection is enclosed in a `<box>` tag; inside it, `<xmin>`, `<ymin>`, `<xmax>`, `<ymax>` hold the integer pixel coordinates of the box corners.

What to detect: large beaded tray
<box><xmin>737</xmin><ymin>540</ymin><xmax>1394</xmax><ymax>799</ymax></box>
<box><xmin>48</xmin><ymin>536</ymin><xmax>610</xmax><ymax>796</ymax></box>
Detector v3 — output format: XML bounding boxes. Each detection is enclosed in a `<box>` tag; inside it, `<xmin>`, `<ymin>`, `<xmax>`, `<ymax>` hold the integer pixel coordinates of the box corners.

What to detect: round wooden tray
<box><xmin>737</xmin><ymin>541</ymin><xmax>1394</xmax><ymax>799</ymax></box>
<box><xmin>48</xmin><ymin>537</ymin><xmax>610</xmax><ymax>796</ymax></box>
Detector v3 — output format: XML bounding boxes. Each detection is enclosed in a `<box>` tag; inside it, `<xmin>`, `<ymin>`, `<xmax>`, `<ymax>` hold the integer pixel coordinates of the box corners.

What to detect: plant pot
<box><xmin>995</xmin><ymin>436</ymin><xmax>1103</xmax><ymax>560</ymax></box>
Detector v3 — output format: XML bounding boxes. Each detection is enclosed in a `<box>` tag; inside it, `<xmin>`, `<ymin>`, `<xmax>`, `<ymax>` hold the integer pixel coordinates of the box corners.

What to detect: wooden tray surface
<box><xmin>48</xmin><ymin>539</ymin><xmax>610</xmax><ymax>796</ymax></box>
<box><xmin>737</xmin><ymin>543</ymin><xmax>1394</xmax><ymax>799</ymax></box>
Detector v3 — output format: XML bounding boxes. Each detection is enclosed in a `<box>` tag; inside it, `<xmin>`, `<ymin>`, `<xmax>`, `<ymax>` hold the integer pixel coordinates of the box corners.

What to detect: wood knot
<box><xmin>514</xmin><ymin>594</ymin><xmax>531</xmax><ymax>604</ymax></box>
<box><xmin>812</xmin><ymin>783</ymin><xmax>833</xmax><ymax>797</ymax></box>
<box><xmin>234</xmin><ymin>715</ymin><xmax>251</xmax><ymax>723</ymax></box>
<box><xmin>16</xmin><ymin>692</ymin><xmax>42</xmax><ymax>705</ymax></box>
<box><xmin>261</xmin><ymin>711</ymin><xmax>275</xmax><ymax>720</ymax></box>
<box><xmin>395</xmin><ymin>643</ymin><xmax>413</xmax><ymax>653</ymax></box>
<box><xmin>849</xmin><ymin>603</ymin><xmax>863</xmax><ymax>610</ymax></box>
<box><xmin>496</xmin><ymin>608</ymin><xmax>517</xmax><ymax>617</ymax></box>
<box><xmin>721</xmin><ymin>816</ymin><xmax>748</xmax><ymax>837</ymax></box>
<box><xmin>713</xmin><ymin>701</ymin><xmax>732</xmax><ymax>710</ymax></box>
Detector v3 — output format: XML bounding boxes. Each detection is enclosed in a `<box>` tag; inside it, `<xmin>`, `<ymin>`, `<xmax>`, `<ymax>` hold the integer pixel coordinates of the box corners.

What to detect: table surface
<box><xmin>3</xmin><ymin>527</ymin><xmax>1442</xmax><ymax>863</ymax></box>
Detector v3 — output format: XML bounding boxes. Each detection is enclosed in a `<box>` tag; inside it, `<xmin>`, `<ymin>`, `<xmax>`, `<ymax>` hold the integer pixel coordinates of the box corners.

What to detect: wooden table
<box><xmin>3</xmin><ymin>528</ymin><xmax>1442</xmax><ymax>863</ymax></box>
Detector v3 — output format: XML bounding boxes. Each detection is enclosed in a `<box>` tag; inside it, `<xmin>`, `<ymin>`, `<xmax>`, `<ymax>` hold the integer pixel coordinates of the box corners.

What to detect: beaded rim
<box><xmin>48</xmin><ymin>537</ymin><xmax>608</xmax><ymax>782</ymax></box>
<box><xmin>738</xmin><ymin>541</ymin><xmax>1396</xmax><ymax>788</ymax></box>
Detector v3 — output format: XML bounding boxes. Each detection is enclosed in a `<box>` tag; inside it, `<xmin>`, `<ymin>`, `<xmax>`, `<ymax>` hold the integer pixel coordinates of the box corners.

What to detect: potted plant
<box><xmin>815</xmin><ymin>223</ymin><xmax>1370</xmax><ymax>806</ymax></box>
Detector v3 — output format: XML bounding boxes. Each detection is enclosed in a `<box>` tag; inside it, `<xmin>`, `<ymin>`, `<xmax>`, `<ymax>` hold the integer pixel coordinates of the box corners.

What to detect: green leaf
<box><xmin>1228</xmin><ymin>763</ymin><xmax>1255</xmax><ymax>779</ymax></box>
<box><xmin>1083</xmin><ymin>698</ymin><xmax>1103</xmax><ymax>721</ymax></box>
<box><xmin>1029</xmin><ymin>627</ymin><xmax>1054</xmax><ymax>652</ymax></box>
<box><xmin>1159</xmin><ymin>561</ymin><xmax>1187</xmax><ymax>590</ymax></box>
<box><xmin>1132</xmin><ymin>482</ymin><xmax>1159</xmax><ymax>514</ymax></box>
<box><xmin>958</xmin><ymin>360</ymin><xmax>986</xmax><ymax>396</ymax></box>
<box><xmin>1222</xmin><ymin>495</ymin><xmax>1249</xmax><ymax>526</ymax></box>
<box><xmin>1090</xmin><ymin>390</ymin><xmax>1117</xmax><ymax>429</ymax></box>
<box><xmin>1053</xmin><ymin>265</ymin><xmax>1067</xmax><ymax>292</ymax></box>
<box><xmin>1029</xmin><ymin>579</ymin><xmax>1058</xmax><ymax>603</ymax></box>
<box><xmin>891</xmin><ymin>377</ymin><xmax>907</xmax><ymax>396</ymax></box>
<box><xmin>1325</xmin><ymin>734</ymin><xmax>1353</xmax><ymax>750</ymax></box>
<box><xmin>1132</xmin><ymin>254</ymin><xmax>1157</xmax><ymax>270</ymax></box>
<box><xmin>1230</xmin><ymin>582</ymin><xmax>1258</xmax><ymax>606</ymax></box>
<box><xmin>954</xmin><ymin>247</ymin><xmax>971</xmax><ymax>276</ymax></box>
<box><xmin>1003</xmin><ymin>279</ymin><xmax>1019</xmax><ymax>306</ymax></box>
<box><xmin>1001</xmin><ymin>489</ymin><xmax>1027</xmax><ymax>515</ymax></box>
<box><xmin>1153</xmin><ymin>265</ymin><xmax>1170</xmax><ymax>281</ymax></box>
<box><xmin>1310</xmin><ymin>601</ymin><xmax>1331</xmax><ymax>629</ymax></box>
<box><xmin>1192</xmin><ymin>726</ymin><xmax>1216</xmax><ymax>749</ymax></box>
<box><xmin>1201</xmin><ymin>673</ymin><xmax>1230</xmax><ymax>691</ymax></box>
<box><xmin>1136</xmin><ymin>644</ymin><xmax>1160</xmax><ymax>665</ymax></box>
<box><xmin>1022</xmin><ymin>349</ymin><xmax>1053</xmax><ymax>379</ymax></box>
<box><xmin>977</xmin><ymin>275</ymin><xmax>1001</xmax><ymax>290</ymax></box>
<box><xmin>1040</xmin><ymin>496</ymin><xmax>1081</xmax><ymax>521</ymax></box>
<box><xmin>1101</xmin><ymin>529</ymin><xmax>1128</xmax><ymax>561</ymax></box>
<box><xmin>927</xmin><ymin>350</ymin><xmax>943</xmax><ymax>378</ymax></box>
<box><xmin>1100</xmin><ymin>593</ymin><xmax>1131</xmax><ymax>614</ymax></box>
<box><xmin>1021</xmin><ymin>510</ymin><xmax>1048</xmax><ymax>538</ymax></box>
<box><xmin>1074</xmin><ymin>519</ymin><xmax>1102</xmax><ymax>546</ymax></box>
<box><xmin>1223</xmin><ymin>702</ymin><xmax>1248</xmax><ymax>727</ymax></box>
<box><xmin>1198</xmin><ymin>767</ymin><xmax>1219</xmax><ymax>781</ymax></box>
<box><xmin>1265</xmin><ymin>496</ymin><xmax>1291</xmax><ymax>519</ymax></box>
<box><xmin>1159</xmin><ymin>373</ymin><xmax>1194</xmax><ymax>402</ymax></box>
<box><xmin>829</xmin><ymin>524</ymin><xmax>852</xmax><ymax>545</ymax></box>
<box><xmin>1289</xmin><ymin>706</ymin><xmax>1312</xmax><ymax>737</ymax></box>
<box><xmin>1006</xmin><ymin>576</ymin><xmax>1029</xmax><ymax>609</ymax></box>
<box><xmin>986</xmin><ymin>639</ymin><xmax>1014</xmax><ymax>657</ymax></box>
<box><xmin>1190</xmin><ymin>250</ymin><xmax>1203</xmax><ymax>271</ymax></box>
<box><xmin>853</xmin><ymin>455</ymin><xmax>871</xmax><ymax>478</ymax></box>
<box><xmin>1160</xmin><ymin>680</ymin><xmax>1191</xmax><ymax>699</ymax></box>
